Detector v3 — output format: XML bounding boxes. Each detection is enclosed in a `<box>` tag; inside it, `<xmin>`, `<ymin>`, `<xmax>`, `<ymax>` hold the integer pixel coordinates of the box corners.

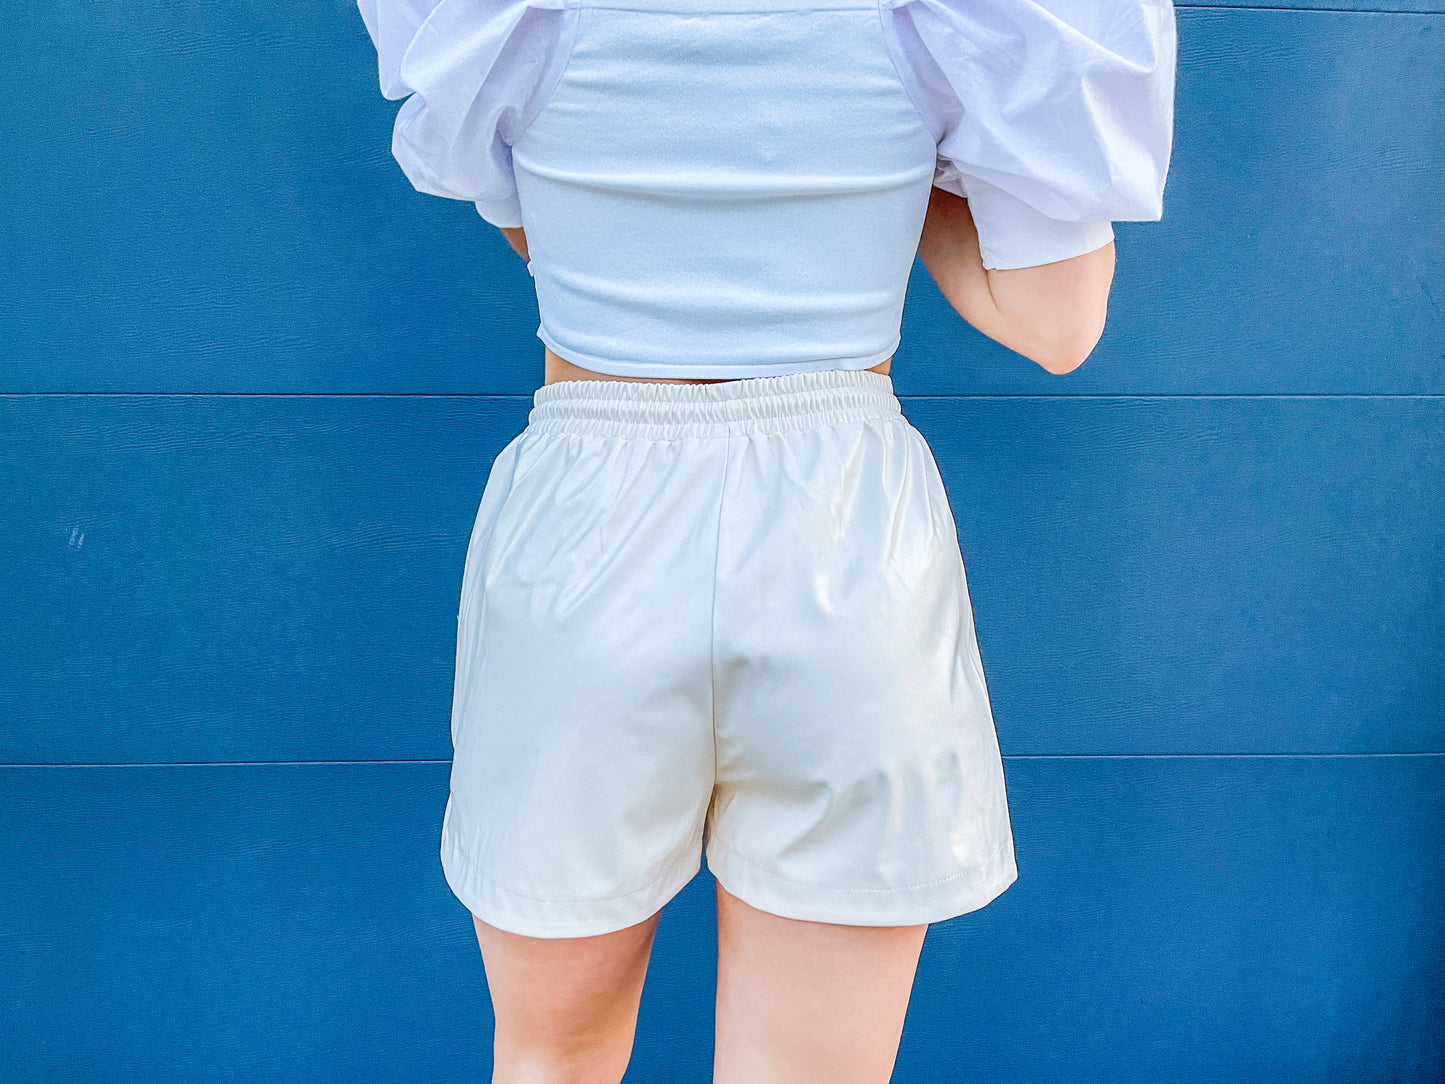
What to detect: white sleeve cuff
<box><xmin>475</xmin><ymin>197</ymin><xmax>524</xmax><ymax>229</ymax></box>
<box><xmin>957</xmin><ymin>174</ymin><xmax>1116</xmax><ymax>271</ymax></box>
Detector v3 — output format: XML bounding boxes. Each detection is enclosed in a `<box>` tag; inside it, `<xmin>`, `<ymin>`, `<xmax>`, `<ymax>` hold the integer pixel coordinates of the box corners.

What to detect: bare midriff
<box><xmin>543</xmin><ymin>346</ymin><xmax>892</xmax><ymax>385</ymax></box>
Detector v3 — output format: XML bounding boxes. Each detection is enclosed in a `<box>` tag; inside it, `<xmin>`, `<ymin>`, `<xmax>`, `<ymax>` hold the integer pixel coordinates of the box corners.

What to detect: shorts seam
<box><xmin>708</xmin><ymin>438</ymin><xmax>731</xmax><ymax>832</ymax></box>
<box><xmin>709</xmin><ymin>833</ymin><xmax>1010</xmax><ymax>894</ymax></box>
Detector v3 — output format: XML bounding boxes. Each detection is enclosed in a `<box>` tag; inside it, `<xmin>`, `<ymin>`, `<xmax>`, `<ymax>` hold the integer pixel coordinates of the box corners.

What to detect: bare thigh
<box><xmin>469</xmin><ymin>882</ymin><xmax>927</xmax><ymax>1084</ymax></box>
<box><xmin>472</xmin><ymin>911</ymin><xmax>660</xmax><ymax>1084</ymax></box>
<box><xmin>713</xmin><ymin>880</ymin><xmax>929</xmax><ymax>1084</ymax></box>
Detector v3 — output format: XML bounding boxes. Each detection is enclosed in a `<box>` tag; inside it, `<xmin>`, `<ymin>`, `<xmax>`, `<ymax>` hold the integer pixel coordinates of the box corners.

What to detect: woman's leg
<box><xmin>712</xmin><ymin>881</ymin><xmax>929</xmax><ymax>1083</ymax></box>
<box><xmin>472</xmin><ymin>911</ymin><xmax>661</xmax><ymax>1084</ymax></box>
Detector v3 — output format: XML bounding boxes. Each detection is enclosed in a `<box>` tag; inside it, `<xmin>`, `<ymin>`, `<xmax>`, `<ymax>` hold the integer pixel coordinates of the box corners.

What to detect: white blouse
<box><xmin>359</xmin><ymin>0</ymin><xmax>1176</xmax><ymax>378</ymax></box>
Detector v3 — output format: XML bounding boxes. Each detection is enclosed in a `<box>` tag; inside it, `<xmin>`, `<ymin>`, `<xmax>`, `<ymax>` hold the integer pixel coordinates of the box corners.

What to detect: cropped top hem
<box><xmin>536</xmin><ymin>326</ymin><xmax>901</xmax><ymax>380</ymax></box>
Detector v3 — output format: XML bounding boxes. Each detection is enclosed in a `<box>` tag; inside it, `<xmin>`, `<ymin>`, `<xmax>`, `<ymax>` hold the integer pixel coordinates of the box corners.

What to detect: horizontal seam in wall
<box><xmin>0</xmin><ymin>752</ymin><xmax>1441</xmax><ymax>768</ymax></box>
<box><xmin>1178</xmin><ymin>4</ymin><xmax>1442</xmax><ymax>13</ymax></box>
<box><xmin>2</xmin><ymin>393</ymin><xmax>1443</xmax><ymax>401</ymax></box>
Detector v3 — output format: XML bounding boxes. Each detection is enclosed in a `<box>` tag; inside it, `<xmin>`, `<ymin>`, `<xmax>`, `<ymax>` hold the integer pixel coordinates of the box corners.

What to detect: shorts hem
<box><xmin>704</xmin><ymin>835</ymin><xmax>1019</xmax><ymax>927</ymax></box>
<box><xmin>440</xmin><ymin>828</ymin><xmax>703</xmax><ymax>939</ymax></box>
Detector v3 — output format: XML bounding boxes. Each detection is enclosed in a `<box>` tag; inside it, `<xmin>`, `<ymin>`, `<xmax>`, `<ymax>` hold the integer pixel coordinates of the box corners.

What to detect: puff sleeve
<box><xmin>357</xmin><ymin>0</ymin><xmax>579</xmax><ymax>227</ymax></box>
<box><xmin>880</xmin><ymin>0</ymin><xmax>1177</xmax><ymax>270</ymax></box>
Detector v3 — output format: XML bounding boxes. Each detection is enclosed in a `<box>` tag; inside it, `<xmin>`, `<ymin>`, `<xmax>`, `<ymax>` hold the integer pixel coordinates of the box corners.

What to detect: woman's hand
<box><xmin>500</xmin><ymin>226</ymin><xmax>529</xmax><ymax>262</ymax></box>
<box><xmin>916</xmin><ymin>187</ymin><xmax>1115</xmax><ymax>375</ymax></box>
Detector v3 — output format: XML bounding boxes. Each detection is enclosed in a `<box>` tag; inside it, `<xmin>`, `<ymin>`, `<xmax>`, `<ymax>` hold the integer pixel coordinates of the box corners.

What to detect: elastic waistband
<box><xmin>526</xmin><ymin>368</ymin><xmax>902</xmax><ymax>440</ymax></box>
<box><xmin>578</xmin><ymin>0</ymin><xmax>879</xmax><ymax>11</ymax></box>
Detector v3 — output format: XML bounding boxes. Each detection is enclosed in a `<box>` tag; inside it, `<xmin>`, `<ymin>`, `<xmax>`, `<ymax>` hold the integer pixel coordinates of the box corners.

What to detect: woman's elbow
<box><xmin>1035</xmin><ymin>353</ymin><xmax>1087</xmax><ymax>376</ymax></box>
<box><xmin>1030</xmin><ymin>322</ymin><xmax>1106</xmax><ymax>375</ymax></box>
<box><xmin>1010</xmin><ymin>300</ymin><xmax>1108</xmax><ymax>374</ymax></box>
<box><xmin>986</xmin><ymin>245</ymin><xmax>1115</xmax><ymax>376</ymax></box>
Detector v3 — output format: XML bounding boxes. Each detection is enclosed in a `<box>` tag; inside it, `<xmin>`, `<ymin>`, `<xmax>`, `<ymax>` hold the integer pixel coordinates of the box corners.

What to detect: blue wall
<box><xmin>2</xmin><ymin>1</ymin><xmax>1442</xmax><ymax>1080</ymax></box>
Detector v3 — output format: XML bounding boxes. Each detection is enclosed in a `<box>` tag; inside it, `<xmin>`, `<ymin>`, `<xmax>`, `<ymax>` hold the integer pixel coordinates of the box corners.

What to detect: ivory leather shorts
<box><xmin>442</xmin><ymin>368</ymin><xmax>1018</xmax><ymax>937</ymax></box>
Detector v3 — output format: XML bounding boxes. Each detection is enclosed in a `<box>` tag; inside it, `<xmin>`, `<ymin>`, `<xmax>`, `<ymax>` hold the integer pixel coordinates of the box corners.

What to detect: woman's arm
<box><xmin>916</xmin><ymin>186</ymin><xmax>1115</xmax><ymax>375</ymax></box>
<box><xmin>500</xmin><ymin>225</ymin><xmax>529</xmax><ymax>262</ymax></box>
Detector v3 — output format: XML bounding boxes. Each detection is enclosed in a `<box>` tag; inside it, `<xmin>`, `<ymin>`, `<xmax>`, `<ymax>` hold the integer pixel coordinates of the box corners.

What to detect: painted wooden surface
<box><xmin>2</xmin><ymin>394</ymin><xmax>1440</xmax><ymax>762</ymax></box>
<box><xmin>1</xmin><ymin>5</ymin><xmax>1442</xmax><ymax>395</ymax></box>
<box><xmin>1</xmin><ymin>0</ymin><xmax>1441</xmax><ymax>1080</ymax></box>
<box><xmin>0</xmin><ymin>757</ymin><xmax>1440</xmax><ymax>1082</ymax></box>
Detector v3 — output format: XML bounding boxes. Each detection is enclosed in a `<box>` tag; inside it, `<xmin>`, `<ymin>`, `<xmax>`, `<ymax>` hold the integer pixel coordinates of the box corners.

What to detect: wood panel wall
<box><xmin>2</xmin><ymin>1</ymin><xmax>1441</xmax><ymax>1079</ymax></box>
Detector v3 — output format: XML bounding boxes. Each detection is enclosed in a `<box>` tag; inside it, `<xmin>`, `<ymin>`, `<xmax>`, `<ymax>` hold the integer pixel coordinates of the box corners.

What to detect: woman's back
<box><xmin>360</xmin><ymin>0</ymin><xmax>1175</xmax><ymax>378</ymax></box>
<box><xmin>516</xmin><ymin>0</ymin><xmax>936</xmax><ymax>378</ymax></box>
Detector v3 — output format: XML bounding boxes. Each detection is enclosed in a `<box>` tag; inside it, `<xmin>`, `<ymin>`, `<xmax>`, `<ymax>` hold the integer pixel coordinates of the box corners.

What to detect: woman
<box><xmin>359</xmin><ymin>0</ymin><xmax>1176</xmax><ymax>1078</ymax></box>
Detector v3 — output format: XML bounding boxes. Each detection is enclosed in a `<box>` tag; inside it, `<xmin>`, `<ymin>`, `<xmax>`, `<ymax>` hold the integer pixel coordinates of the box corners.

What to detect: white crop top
<box><xmin>359</xmin><ymin>0</ymin><xmax>1177</xmax><ymax>378</ymax></box>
